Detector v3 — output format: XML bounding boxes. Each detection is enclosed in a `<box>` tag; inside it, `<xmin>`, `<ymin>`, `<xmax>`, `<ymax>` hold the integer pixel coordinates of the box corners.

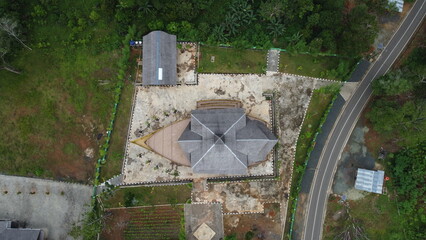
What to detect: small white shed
<box><xmin>355</xmin><ymin>169</ymin><xmax>385</xmax><ymax>194</ymax></box>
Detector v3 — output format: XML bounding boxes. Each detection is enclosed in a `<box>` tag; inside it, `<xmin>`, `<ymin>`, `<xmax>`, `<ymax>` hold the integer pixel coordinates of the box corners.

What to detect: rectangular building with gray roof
<box><xmin>0</xmin><ymin>220</ymin><xmax>44</xmax><ymax>240</ymax></box>
<box><xmin>142</xmin><ymin>31</ymin><xmax>177</xmax><ymax>86</ymax></box>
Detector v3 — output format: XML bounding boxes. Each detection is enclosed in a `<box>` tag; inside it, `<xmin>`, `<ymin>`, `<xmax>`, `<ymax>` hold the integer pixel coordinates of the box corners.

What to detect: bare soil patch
<box><xmin>177</xmin><ymin>43</ymin><xmax>197</xmax><ymax>84</ymax></box>
<box><xmin>373</xmin><ymin>2</ymin><xmax>413</xmax><ymax>55</ymax></box>
<box><xmin>193</xmin><ymin>181</ymin><xmax>280</xmax><ymax>214</ymax></box>
<box><xmin>224</xmin><ymin>203</ymin><xmax>282</xmax><ymax>240</ymax></box>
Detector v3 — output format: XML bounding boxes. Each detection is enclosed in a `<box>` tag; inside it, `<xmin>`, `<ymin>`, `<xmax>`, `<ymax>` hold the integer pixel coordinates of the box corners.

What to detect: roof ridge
<box><xmin>191</xmin><ymin>114</ymin><xmax>216</xmax><ymax>136</ymax></box>
<box><xmin>222</xmin><ymin>113</ymin><xmax>246</xmax><ymax>135</ymax></box>
<box><xmin>223</xmin><ymin>143</ymin><xmax>247</xmax><ymax>167</ymax></box>
<box><xmin>236</xmin><ymin>139</ymin><xmax>277</xmax><ymax>141</ymax></box>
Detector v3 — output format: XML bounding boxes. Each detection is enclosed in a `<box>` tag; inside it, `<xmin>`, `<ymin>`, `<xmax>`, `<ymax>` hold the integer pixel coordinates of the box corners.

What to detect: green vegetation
<box><xmin>294</xmin><ymin>84</ymin><xmax>340</xmax><ymax>175</ymax></box>
<box><xmin>224</xmin><ymin>234</ymin><xmax>237</xmax><ymax>240</ymax></box>
<box><xmin>112</xmin><ymin>0</ymin><xmax>384</xmax><ymax>56</ymax></box>
<box><xmin>368</xmin><ymin>47</ymin><xmax>426</xmax><ymax>147</ymax></box>
<box><xmin>286</xmin><ymin>84</ymin><xmax>340</xmax><ymax>238</ymax></box>
<box><xmin>198</xmin><ymin>46</ymin><xmax>266</xmax><ymax>73</ymax></box>
<box><xmin>94</xmin><ymin>26</ymin><xmax>136</xmax><ymax>186</ymax></box>
<box><xmin>102</xmin><ymin>185</ymin><xmax>192</xmax><ymax>208</ymax></box>
<box><xmin>367</xmin><ymin>99</ymin><xmax>425</xmax><ymax>146</ymax></box>
<box><xmin>0</xmin><ymin>1</ymin><xmax>394</xmax><ymax>239</ymax></box>
<box><xmin>123</xmin><ymin>206</ymin><xmax>184</xmax><ymax>240</ymax></box>
<box><xmin>358</xmin><ymin>47</ymin><xmax>426</xmax><ymax>239</ymax></box>
<box><xmin>0</xmin><ymin>1</ymin><xmax>121</xmax><ymax>180</ymax></box>
<box><xmin>70</xmin><ymin>206</ymin><xmax>103</xmax><ymax>240</ymax></box>
<box><xmin>324</xmin><ymin>48</ymin><xmax>426</xmax><ymax>240</ymax></box>
<box><xmin>0</xmin><ymin>0</ymin><xmax>390</xmax><ymax>180</ymax></box>
<box><xmin>323</xmin><ymin>46</ymin><xmax>426</xmax><ymax>240</ymax></box>
<box><xmin>179</xmin><ymin>210</ymin><xmax>186</xmax><ymax>240</ymax></box>
<box><xmin>372</xmin><ymin>47</ymin><xmax>425</xmax><ymax>96</ymax></box>
<box><xmin>323</xmin><ymin>194</ymin><xmax>404</xmax><ymax>239</ymax></box>
<box><xmin>387</xmin><ymin>142</ymin><xmax>426</xmax><ymax>239</ymax></box>
<box><xmin>279</xmin><ymin>53</ymin><xmax>358</xmax><ymax>80</ymax></box>
<box><xmin>372</xmin><ymin>70</ymin><xmax>416</xmax><ymax>96</ymax></box>
<box><xmin>0</xmin><ymin>47</ymin><xmax>119</xmax><ymax>179</ymax></box>
<box><xmin>102</xmin><ymin>81</ymin><xmax>135</xmax><ymax>180</ymax></box>
<box><xmin>245</xmin><ymin>231</ymin><xmax>255</xmax><ymax>240</ymax></box>
<box><xmin>63</xmin><ymin>143</ymin><xmax>79</xmax><ymax>156</ymax></box>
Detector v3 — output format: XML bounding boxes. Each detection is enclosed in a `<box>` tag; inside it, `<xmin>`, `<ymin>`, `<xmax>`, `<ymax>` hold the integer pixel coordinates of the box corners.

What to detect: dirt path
<box><xmin>267</xmin><ymin>50</ymin><xmax>280</xmax><ymax>72</ymax></box>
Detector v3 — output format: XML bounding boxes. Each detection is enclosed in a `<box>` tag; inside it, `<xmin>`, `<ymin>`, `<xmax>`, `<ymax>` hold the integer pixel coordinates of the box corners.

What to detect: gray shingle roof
<box><xmin>142</xmin><ymin>31</ymin><xmax>177</xmax><ymax>86</ymax></box>
<box><xmin>0</xmin><ymin>221</ymin><xmax>42</xmax><ymax>240</ymax></box>
<box><xmin>178</xmin><ymin>108</ymin><xmax>277</xmax><ymax>174</ymax></box>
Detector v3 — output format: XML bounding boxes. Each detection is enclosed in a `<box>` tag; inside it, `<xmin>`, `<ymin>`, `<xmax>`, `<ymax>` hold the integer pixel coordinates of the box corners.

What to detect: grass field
<box><xmin>198</xmin><ymin>46</ymin><xmax>267</xmax><ymax>73</ymax></box>
<box><xmin>0</xmin><ymin>47</ymin><xmax>118</xmax><ymax>181</ymax></box>
<box><xmin>323</xmin><ymin>194</ymin><xmax>404</xmax><ymax>239</ymax></box>
<box><xmin>279</xmin><ymin>53</ymin><xmax>357</xmax><ymax>81</ymax></box>
<box><xmin>102</xmin><ymin>185</ymin><xmax>192</xmax><ymax>208</ymax></box>
<box><xmin>102</xmin><ymin>79</ymin><xmax>135</xmax><ymax>181</ymax></box>
<box><xmin>0</xmin><ymin>1</ymin><xmax>123</xmax><ymax>182</ymax></box>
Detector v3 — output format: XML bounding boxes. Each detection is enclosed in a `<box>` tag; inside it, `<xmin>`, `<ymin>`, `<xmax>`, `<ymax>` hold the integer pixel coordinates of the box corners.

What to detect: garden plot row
<box><xmin>123</xmin><ymin>206</ymin><xmax>183</xmax><ymax>240</ymax></box>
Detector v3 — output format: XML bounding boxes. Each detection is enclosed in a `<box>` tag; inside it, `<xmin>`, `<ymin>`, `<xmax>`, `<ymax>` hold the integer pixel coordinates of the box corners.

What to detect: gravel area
<box><xmin>193</xmin><ymin>181</ymin><xmax>281</xmax><ymax>214</ymax></box>
<box><xmin>177</xmin><ymin>43</ymin><xmax>197</xmax><ymax>84</ymax></box>
<box><xmin>332</xmin><ymin>125</ymin><xmax>377</xmax><ymax>200</ymax></box>
<box><xmin>267</xmin><ymin>50</ymin><xmax>280</xmax><ymax>72</ymax></box>
<box><xmin>122</xmin><ymin>73</ymin><xmax>332</xmax><ymax>184</ymax></box>
<box><xmin>0</xmin><ymin>174</ymin><xmax>92</xmax><ymax>240</ymax></box>
<box><xmin>372</xmin><ymin>3</ymin><xmax>413</xmax><ymax>55</ymax></box>
<box><xmin>184</xmin><ymin>203</ymin><xmax>224</xmax><ymax>240</ymax></box>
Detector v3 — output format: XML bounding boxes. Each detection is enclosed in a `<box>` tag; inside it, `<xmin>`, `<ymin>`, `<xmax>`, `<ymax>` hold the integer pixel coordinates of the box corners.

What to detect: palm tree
<box><xmin>286</xmin><ymin>31</ymin><xmax>303</xmax><ymax>45</ymax></box>
<box><xmin>212</xmin><ymin>25</ymin><xmax>228</xmax><ymax>43</ymax></box>
<box><xmin>230</xmin><ymin>0</ymin><xmax>255</xmax><ymax>25</ymax></box>
<box><xmin>138</xmin><ymin>0</ymin><xmax>153</xmax><ymax>15</ymax></box>
<box><xmin>224</xmin><ymin>13</ymin><xmax>240</xmax><ymax>36</ymax></box>
<box><xmin>267</xmin><ymin>17</ymin><xmax>286</xmax><ymax>39</ymax></box>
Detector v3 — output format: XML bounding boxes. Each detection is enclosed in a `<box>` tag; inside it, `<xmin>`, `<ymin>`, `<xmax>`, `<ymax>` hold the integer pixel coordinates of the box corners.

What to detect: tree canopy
<box><xmin>372</xmin><ymin>70</ymin><xmax>416</xmax><ymax>96</ymax></box>
<box><xmin>111</xmin><ymin>0</ymin><xmax>384</xmax><ymax>56</ymax></box>
<box><xmin>388</xmin><ymin>141</ymin><xmax>426</xmax><ymax>239</ymax></box>
<box><xmin>367</xmin><ymin>99</ymin><xmax>426</xmax><ymax>146</ymax></box>
<box><xmin>368</xmin><ymin>47</ymin><xmax>426</xmax><ymax>146</ymax></box>
<box><xmin>373</xmin><ymin>48</ymin><xmax>426</xmax><ymax>96</ymax></box>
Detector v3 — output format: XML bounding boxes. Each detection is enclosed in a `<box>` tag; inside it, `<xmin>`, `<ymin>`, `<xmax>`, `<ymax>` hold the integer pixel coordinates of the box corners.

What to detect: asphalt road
<box><xmin>302</xmin><ymin>1</ymin><xmax>426</xmax><ymax>239</ymax></box>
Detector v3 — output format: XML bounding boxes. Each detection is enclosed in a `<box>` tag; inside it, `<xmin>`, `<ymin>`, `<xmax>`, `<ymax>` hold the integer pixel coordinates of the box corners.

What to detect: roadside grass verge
<box><xmin>284</xmin><ymin>84</ymin><xmax>340</xmax><ymax>239</ymax></box>
<box><xmin>101</xmin><ymin>184</ymin><xmax>192</xmax><ymax>208</ymax></box>
<box><xmin>279</xmin><ymin>53</ymin><xmax>357</xmax><ymax>81</ymax></box>
<box><xmin>323</xmin><ymin>194</ymin><xmax>404</xmax><ymax>239</ymax></box>
<box><xmin>294</xmin><ymin>87</ymin><xmax>339</xmax><ymax>172</ymax></box>
<box><xmin>198</xmin><ymin>46</ymin><xmax>267</xmax><ymax>74</ymax></box>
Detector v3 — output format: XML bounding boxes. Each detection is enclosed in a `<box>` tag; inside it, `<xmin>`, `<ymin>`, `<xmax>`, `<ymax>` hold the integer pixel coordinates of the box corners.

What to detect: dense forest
<box><xmin>369</xmin><ymin>47</ymin><xmax>426</xmax><ymax>146</ymax></box>
<box><xmin>368</xmin><ymin>47</ymin><xmax>426</xmax><ymax>239</ymax></box>
<box><xmin>1</xmin><ymin>0</ymin><xmax>391</xmax><ymax>69</ymax></box>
